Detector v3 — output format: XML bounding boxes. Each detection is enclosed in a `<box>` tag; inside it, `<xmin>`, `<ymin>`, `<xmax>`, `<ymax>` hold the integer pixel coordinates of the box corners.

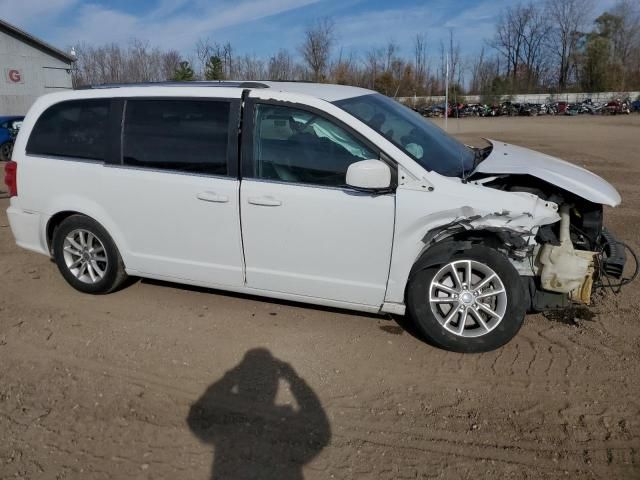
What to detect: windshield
<box><xmin>333</xmin><ymin>93</ymin><xmax>475</xmax><ymax>177</ymax></box>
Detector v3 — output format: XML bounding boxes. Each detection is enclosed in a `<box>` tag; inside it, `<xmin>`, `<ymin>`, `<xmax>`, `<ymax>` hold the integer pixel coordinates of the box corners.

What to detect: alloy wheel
<box><xmin>62</xmin><ymin>229</ymin><xmax>109</xmax><ymax>284</ymax></box>
<box><xmin>428</xmin><ymin>260</ymin><xmax>508</xmax><ymax>338</ymax></box>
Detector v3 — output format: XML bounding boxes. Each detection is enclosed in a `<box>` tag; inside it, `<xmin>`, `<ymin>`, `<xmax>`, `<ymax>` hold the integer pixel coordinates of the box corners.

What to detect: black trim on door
<box><xmin>227</xmin><ymin>98</ymin><xmax>241</xmax><ymax>178</ymax></box>
<box><xmin>106</xmin><ymin>98</ymin><xmax>124</xmax><ymax>166</ymax></box>
<box><xmin>240</xmin><ymin>97</ymin><xmax>398</xmax><ymax>189</ymax></box>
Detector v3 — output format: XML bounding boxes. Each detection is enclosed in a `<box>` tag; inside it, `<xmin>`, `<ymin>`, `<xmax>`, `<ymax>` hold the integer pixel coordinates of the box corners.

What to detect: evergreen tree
<box><xmin>173</xmin><ymin>61</ymin><xmax>195</xmax><ymax>81</ymax></box>
<box><xmin>204</xmin><ymin>56</ymin><xmax>224</xmax><ymax>80</ymax></box>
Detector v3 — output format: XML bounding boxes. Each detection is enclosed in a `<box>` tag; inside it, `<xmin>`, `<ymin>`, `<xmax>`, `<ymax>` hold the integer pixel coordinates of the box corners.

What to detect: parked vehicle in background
<box><xmin>554</xmin><ymin>101</ymin><xmax>568</xmax><ymax>114</ymax></box>
<box><xmin>604</xmin><ymin>99</ymin><xmax>631</xmax><ymax>115</ymax></box>
<box><xmin>498</xmin><ymin>102</ymin><xmax>515</xmax><ymax>116</ymax></box>
<box><xmin>0</xmin><ymin>116</ymin><xmax>24</xmax><ymax>162</ymax></box>
<box><xmin>565</xmin><ymin>104</ymin><xmax>580</xmax><ymax>116</ymax></box>
<box><xmin>6</xmin><ymin>82</ymin><xmax>633</xmax><ymax>353</ymax></box>
<box><xmin>419</xmin><ymin>104</ymin><xmax>448</xmax><ymax>118</ymax></box>
<box><xmin>475</xmin><ymin>104</ymin><xmax>490</xmax><ymax>117</ymax></box>
<box><xmin>517</xmin><ymin>103</ymin><xmax>538</xmax><ymax>116</ymax></box>
<box><xmin>581</xmin><ymin>102</ymin><xmax>602</xmax><ymax>115</ymax></box>
<box><xmin>407</xmin><ymin>97</ymin><xmax>638</xmax><ymax>120</ymax></box>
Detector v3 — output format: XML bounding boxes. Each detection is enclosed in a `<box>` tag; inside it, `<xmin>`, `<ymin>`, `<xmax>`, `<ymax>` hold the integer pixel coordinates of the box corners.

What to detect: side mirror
<box><xmin>346</xmin><ymin>159</ymin><xmax>391</xmax><ymax>190</ymax></box>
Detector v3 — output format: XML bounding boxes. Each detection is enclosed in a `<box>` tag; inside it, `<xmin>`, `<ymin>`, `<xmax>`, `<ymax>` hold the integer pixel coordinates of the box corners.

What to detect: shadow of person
<box><xmin>187</xmin><ymin>348</ymin><xmax>331</xmax><ymax>480</ymax></box>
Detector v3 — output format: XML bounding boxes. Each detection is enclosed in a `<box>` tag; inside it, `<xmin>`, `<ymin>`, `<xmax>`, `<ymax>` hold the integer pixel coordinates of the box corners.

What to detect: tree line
<box><xmin>71</xmin><ymin>0</ymin><xmax>640</xmax><ymax>98</ymax></box>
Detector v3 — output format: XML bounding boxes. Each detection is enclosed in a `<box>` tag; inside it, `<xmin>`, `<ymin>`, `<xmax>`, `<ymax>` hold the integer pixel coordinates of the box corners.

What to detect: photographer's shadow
<box><xmin>187</xmin><ymin>348</ymin><xmax>331</xmax><ymax>480</ymax></box>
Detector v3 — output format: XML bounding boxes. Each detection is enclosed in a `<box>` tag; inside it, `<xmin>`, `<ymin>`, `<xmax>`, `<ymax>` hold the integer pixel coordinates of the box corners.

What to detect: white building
<box><xmin>0</xmin><ymin>19</ymin><xmax>74</xmax><ymax>115</ymax></box>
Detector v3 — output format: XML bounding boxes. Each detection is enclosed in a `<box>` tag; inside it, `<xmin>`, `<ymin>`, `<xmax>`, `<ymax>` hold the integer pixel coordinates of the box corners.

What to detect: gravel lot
<box><xmin>1</xmin><ymin>115</ymin><xmax>639</xmax><ymax>479</ymax></box>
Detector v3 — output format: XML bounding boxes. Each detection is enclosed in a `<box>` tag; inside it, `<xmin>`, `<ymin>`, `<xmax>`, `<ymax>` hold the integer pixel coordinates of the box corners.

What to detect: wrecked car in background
<box><xmin>5</xmin><ymin>82</ymin><xmax>636</xmax><ymax>353</ymax></box>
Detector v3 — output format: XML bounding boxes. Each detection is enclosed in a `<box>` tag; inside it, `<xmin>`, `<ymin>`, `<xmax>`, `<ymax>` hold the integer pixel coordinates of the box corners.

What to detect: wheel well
<box><xmin>46</xmin><ymin>211</ymin><xmax>81</xmax><ymax>254</ymax></box>
<box><xmin>446</xmin><ymin>230</ymin><xmax>504</xmax><ymax>249</ymax></box>
<box><xmin>407</xmin><ymin>230</ymin><xmax>507</xmax><ymax>293</ymax></box>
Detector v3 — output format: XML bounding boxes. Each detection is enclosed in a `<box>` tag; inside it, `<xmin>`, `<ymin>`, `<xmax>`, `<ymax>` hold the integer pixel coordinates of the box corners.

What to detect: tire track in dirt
<box><xmin>3</xmin><ymin>338</ymin><xmax>638</xmax><ymax>479</ymax></box>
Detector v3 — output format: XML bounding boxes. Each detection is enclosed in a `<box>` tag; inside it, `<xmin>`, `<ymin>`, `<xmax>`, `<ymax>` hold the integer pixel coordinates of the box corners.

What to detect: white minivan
<box><xmin>4</xmin><ymin>81</ymin><xmax>631</xmax><ymax>352</ymax></box>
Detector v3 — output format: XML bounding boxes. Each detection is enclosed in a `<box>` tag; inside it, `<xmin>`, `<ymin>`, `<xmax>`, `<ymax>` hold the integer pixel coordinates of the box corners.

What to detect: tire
<box><xmin>0</xmin><ymin>141</ymin><xmax>13</xmax><ymax>162</ymax></box>
<box><xmin>407</xmin><ymin>243</ymin><xmax>527</xmax><ymax>353</ymax></box>
<box><xmin>52</xmin><ymin>215</ymin><xmax>127</xmax><ymax>294</ymax></box>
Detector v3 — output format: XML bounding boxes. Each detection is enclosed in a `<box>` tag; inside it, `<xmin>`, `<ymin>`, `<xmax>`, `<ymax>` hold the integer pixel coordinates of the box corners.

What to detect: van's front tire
<box><xmin>407</xmin><ymin>244</ymin><xmax>526</xmax><ymax>353</ymax></box>
<box><xmin>52</xmin><ymin>215</ymin><xmax>127</xmax><ymax>294</ymax></box>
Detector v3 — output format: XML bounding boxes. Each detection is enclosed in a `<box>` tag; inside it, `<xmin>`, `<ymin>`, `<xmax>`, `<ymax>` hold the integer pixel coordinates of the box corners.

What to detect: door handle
<box><xmin>197</xmin><ymin>191</ymin><xmax>229</xmax><ymax>203</ymax></box>
<box><xmin>248</xmin><ymin>196</ymin><xmax>282</xmax><ymax>207</ymax></box>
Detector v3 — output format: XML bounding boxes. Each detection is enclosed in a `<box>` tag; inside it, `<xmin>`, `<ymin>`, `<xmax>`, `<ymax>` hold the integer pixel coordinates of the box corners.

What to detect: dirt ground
<box><xmin>1</xmin><ymin>115</ymin><xmax>639</xmax><ymax>479</ymax></box>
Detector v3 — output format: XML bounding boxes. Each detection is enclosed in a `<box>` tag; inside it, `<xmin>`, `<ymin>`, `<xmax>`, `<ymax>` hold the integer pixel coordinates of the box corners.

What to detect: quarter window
<box><xmin>251</xmin><ymin>104</ymin><xmax>376</xmax><ymax>186</ymax></box>
<box><xmin>123</xmin><ymin>100</ymin><xmax>230</xmax><ymax>175</ymax></box>
<box><xmin>26</xmin><ymin>100</ymin><xmax>109</xmax><ymax>160</ymax></box>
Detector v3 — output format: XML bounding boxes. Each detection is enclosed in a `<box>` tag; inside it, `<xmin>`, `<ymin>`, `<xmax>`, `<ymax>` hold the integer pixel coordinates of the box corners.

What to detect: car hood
<box><xmin>475</xmin><ymin>139</ymin><xmax>621</xmax><ymax>207</ymax></box>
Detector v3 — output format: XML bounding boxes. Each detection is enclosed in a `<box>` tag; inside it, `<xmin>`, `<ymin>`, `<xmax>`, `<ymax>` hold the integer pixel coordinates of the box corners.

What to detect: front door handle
<box><xmin>197</xmin><ymin>191</ymin><xmax>229</xmax><ymax>203</ymax></box>
<box><xmin>248</xmin><ymin>196</ymin><xmax>282</xmax><ymax>207</ymax></box>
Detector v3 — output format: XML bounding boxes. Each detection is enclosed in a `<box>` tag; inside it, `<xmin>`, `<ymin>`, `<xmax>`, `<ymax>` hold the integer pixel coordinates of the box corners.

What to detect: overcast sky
<box><xmin>1</xmin><ymin>0</ymin><xmax>617</xmax><ymax>59</ymax></box>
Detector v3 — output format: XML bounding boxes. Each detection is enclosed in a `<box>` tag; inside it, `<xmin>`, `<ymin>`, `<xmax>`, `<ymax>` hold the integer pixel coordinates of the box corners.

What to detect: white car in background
<box><xmin>4</xmin><ymin>81</ymin><xmax>632</xmax><ymax>352</ymax></box>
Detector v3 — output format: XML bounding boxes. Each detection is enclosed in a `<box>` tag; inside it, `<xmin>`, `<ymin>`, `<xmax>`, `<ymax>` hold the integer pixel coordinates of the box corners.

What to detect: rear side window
<box><xmin>123</xmin><ymin>100</ymin><xmax>230</xmax><ymax>175</ymax></box>
<box><xmin>27</xmin><ymin>100</ymin><xmax>109</xmax><ymax>160</ymax></box>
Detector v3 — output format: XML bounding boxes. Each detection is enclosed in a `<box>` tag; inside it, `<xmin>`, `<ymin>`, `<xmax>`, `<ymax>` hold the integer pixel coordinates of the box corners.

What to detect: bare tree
<box><xmin>267</xmin><ymin>49</ymin><xmax>295</xmax><ymax>80</ymax></box>
<box><xmin>194</xmin><ymin>38</ymin><xmax>235</xmax><ymax>79</ymax></box>
<box><xmin>384</xmin><ymin>40</ymin><xmax>399</xmax><ymax>71</ymax></box>
<box><xmin>71</xmin><ymin>1</ymin><xmax>640</xmax><ymax>96</ymax></box>
<box><xmin>234</xmin><ymin>54</ymin><xmax>266</xmax><ymax>80</ymax></box>
<box><xmin>71</xmin><ymin>40</ymin><xmax>182</xmax><ymax>86</ymax></box>
<box><xmin>468</xmin><ymin>47</ymin><xmax>486</xmax><ymax>94</ymax></box>
<box><xmin>438</xmin><ymin>31</ymin><xmax>462</xmax><ymax>94</ymax></box>
<box><xmin>330</xmin><ymin>49</ymin><xmax>359</xmax><ymax>85</ymax></box>
<box><xmin>609</xmin><ymin>0</ymin><xmax>640</xmax><ymax>89</ymax></box>
<box><xmin>449</xmin><ymin>30</ymin><xmax>463</xmax><ymax>90</ymax></box>
<box><xmin>490</xmin><ymin>4</ymin><xmax>530</xmax><ymax>85</ymax></box>
<box><xmin>221</xmin><ymin>42</ymin><xmax>234</xmax><ymax>78</ymax></box>
<box><xmin>521</xmin><ymin>5</ymin><xmax>552</xmax><ymax>90</ymax></box>
<box><xmin>195</xmin><ymin>37</ymin><xmax>214</xmax><ymax>78</ymax></box>
<box><xmin>364</xmin><ymin>47</ymin><xmax>384</xmax><ymax>89</ymax></box>
<box><xmin>413</xmin><ymin>34</ymin><xmax>428</xmax><ymax>92</ymax></box>
<box><xmin>300</xmin><ymin>17</ymin><xmax>335</xmax><ymax>82</ymax></box>
<box><xmin>162</xmin><ymin>50</ymin><xmax>181</xmax><ymax>80</ymax></box>
<box><xmin>546</xmin><ymin>0</ymin><xmax>593</xmax><ymax>89</ymax></box>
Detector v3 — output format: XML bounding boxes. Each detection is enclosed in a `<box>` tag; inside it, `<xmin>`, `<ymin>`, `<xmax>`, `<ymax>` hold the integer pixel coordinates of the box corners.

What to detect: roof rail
<box><xmin>77</xmin><ymin>80</ymin><xmax>270</xmax><ymax>90</ymax></box>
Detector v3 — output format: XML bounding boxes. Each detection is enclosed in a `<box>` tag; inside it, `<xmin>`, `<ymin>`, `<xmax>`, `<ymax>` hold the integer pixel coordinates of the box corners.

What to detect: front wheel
<box><xmin>407</xmin><ymin>244</ymin><xmax>527</xmax><ymax>353</ymax></box>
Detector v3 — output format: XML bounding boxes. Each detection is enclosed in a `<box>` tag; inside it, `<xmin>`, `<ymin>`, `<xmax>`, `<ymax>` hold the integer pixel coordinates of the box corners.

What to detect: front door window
<box><xmin>251</xmin><ymin>104</ymin><xmax>376</xmax><ymax>186</ymax></box>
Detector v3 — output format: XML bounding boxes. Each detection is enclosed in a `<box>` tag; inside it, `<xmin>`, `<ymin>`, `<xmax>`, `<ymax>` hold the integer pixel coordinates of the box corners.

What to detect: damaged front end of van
<box><xmin>472</xmin><ymin>139</ymin><xmax>634</xmax><ymax>308</ymax></box>
<box><xmin>390</xmin><ymin>139</ymin><xmax>636</xmax><ymax>315</ymax></box>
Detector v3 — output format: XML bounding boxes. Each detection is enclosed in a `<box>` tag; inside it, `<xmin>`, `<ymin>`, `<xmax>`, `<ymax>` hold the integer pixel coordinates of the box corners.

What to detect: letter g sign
<box><xmin>6</xmin><ymin>69</ymin><xmax>23</xmax><ymax>83</ymax></box>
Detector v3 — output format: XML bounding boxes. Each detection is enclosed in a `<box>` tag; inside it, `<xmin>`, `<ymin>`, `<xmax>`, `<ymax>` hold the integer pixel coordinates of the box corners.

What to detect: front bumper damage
<box><xmin>537</xmin><ymin>204</ymin><xmax>630</xmax><ymax>305</ymax></box>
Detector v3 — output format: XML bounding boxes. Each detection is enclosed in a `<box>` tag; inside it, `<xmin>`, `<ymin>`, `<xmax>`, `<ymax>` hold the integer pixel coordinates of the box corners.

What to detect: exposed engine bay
<box><xmin>473</xmin><ymin>173</ymin><xmax>637</xmax><ymax>310</ymax></box>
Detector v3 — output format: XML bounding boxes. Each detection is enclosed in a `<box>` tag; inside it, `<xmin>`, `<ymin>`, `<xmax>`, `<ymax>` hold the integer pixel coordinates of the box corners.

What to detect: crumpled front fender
<box><xmin>384</xmin><ymin>179</ymin><xmax>560</xmax><ymax>305</ymax></box>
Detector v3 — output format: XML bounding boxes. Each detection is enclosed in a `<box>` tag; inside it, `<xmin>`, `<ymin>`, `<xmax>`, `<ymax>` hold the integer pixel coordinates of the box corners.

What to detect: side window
<box><xmin>26</xmin><ymin>100</ymin><xmax>109</xmax><ymax>160</ymax></box>
<box><xmin>123</xmin><ymin>100</ymin><xmax>230</xmax><ymax>175</ymax></box>
<box><xmin>251</xmin><ymin>104</ymin><xmax>377</xmax><ymax>186</ymax></box>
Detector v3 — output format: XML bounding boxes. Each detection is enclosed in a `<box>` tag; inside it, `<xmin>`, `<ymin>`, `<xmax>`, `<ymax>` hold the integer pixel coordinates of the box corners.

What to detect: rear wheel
<box><xmin>52</xmin><ymin>215</ymin><xmax>127</xmax><ymax>294</ymax></box>
<box><xmin>407</xmin><ymin>244</ymin><xmax>526</xmax><ymax>353</ymax></box>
